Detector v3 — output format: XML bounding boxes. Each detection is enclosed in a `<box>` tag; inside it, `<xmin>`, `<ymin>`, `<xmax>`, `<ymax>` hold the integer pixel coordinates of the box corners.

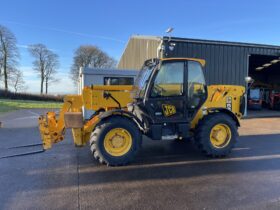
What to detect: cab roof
<box><xmin>161</xmin><ymin>57</ymin><xmax>206</xmax><ymax>67</ymax></box>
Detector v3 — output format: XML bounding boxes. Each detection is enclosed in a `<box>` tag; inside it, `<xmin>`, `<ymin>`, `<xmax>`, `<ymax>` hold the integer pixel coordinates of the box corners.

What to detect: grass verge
<box><xmin>0</xmin><ymin>99</ymin><xmax>63</xmax><ymax>114</ymax></box>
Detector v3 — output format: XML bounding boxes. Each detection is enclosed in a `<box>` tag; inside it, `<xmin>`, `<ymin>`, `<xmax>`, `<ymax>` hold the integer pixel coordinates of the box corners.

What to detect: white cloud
<box><xmin>17</xmin><ymin>44</ymin><xmax>29</xmax><ymax>49</ymax></box>
<box><xmin>4</xmin><ymin>20</ymin><xmax>125</xmax><ymax>43</ymax></box>
<box><xmin>17</xmin><ymin>44</ymin><xmax>58</xmax><ymax>52</ymax></box>
<box><xmin>21</xmin><ymin>66</ymin><xmax>36</xmax><ymax>78</ymax></box>
<box><xmin>48</xmin><ymin>72</ymin><xmax>77</xmax><ymax>94</ymax></box>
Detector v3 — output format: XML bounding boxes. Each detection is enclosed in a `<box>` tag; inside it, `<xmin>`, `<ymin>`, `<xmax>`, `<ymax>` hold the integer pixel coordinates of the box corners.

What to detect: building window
<box><xmin>104</xmin><ymin>77</ymin><xmax>134</xmax><ymax>85</ymax></box>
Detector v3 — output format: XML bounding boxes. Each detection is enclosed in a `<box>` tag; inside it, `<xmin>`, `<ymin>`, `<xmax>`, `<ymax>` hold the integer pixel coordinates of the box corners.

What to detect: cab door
<box><xmin>145</xmin><ymin>60</ymin><xmax>188</xmax><ymax>123</ymax></box>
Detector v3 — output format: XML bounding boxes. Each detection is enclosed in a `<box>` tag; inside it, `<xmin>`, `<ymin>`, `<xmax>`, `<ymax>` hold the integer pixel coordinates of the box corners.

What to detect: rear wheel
<box><xmin>90</xmin><ymin>117</ymin><xmax>141</xmax><ymax>166</ymax></box>
<box><xmin>195</xmin><ymin>113</ymin><xmax>238</xmax><ymax>157</ymax></box>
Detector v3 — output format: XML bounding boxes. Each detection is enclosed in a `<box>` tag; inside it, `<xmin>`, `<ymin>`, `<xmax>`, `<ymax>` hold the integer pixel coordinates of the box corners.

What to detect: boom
<box><xmin>39</xmin><ymin>85</ymin><xmax>133</xmax><ymax>150</ymax></box>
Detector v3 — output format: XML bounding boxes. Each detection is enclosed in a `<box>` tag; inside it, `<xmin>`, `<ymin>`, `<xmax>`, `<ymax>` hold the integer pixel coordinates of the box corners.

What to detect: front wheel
<box><xmin>90</xmin><ymin>116</ymin><xmax>141</xmax><ymax>166</ymax></box>
<box><xmin>194</xmin><ymin>113</ymin><xmax>238</xmax><ymax>157</ymax></box>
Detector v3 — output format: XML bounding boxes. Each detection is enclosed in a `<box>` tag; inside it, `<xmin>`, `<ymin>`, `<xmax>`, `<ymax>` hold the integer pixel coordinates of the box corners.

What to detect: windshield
<box><xmin>133</xmin><ymin>62</ymin><xmax>156</xmax><ymax>99</ymax></box>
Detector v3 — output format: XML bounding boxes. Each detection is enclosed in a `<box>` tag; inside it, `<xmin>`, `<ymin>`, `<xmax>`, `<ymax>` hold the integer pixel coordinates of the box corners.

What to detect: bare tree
<box><xmin>0</xmin><ymin>55</ymin><xmax>3</xmax><ymax>77</ymax></box>
<box><xmin>28</xmin><ymin>44</ymin><xmax>59</xmax><ymax>94</ymax></box>
<box><xmin>45</xmin><ymin>53</ymin><xmax>59</xmax><ymax>94</ymax></box>
<box><xmin>70</xmin><ymin>45</ymin><xmax>116</xmax><ymax>83</ymax></box>
<box><xmin>0</xmin><ymin>25</ymin><xmax>19</xmax><ymax>91</ymax></box>
<box><xmin>28</xmin><ymin>44</ymin><xmax>48</xmax><ymax>94</ymax></box>
<box><xmin>9</xmin><ymin>68</ymin><xmax>27</xmax><ymax>92</ymax></box>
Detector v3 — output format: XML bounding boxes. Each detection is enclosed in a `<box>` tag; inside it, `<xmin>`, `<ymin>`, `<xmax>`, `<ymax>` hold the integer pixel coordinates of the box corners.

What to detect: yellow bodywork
<box><xmin>82</xmin><ymin>85</ymin><xmax>133</xmax><ymax>110</ymax></box>
<box><xmin>162</xmin><ymin>57</ymin><xmax>206</xmax><ymax>67</ymax></box>
<box><xmin>191</xmin><ymin>85</ymin><xmax>245</xmax><ymax>129</ymax></box>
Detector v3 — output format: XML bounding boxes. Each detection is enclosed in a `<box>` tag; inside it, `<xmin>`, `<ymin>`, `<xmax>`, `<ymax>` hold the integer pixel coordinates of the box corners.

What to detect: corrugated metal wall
<box><xmin>117</xmin><ymin>36</ymin><xmax>161</xmax><ymax>70</ymax></box>
<box><xmin>163</xmin><ymin>37</ymin><xmax>280</xmax><ymax>86</ymax></box>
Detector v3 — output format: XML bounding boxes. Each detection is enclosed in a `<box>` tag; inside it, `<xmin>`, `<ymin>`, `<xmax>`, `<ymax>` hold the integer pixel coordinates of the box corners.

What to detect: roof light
<box><xmin>263</xmin><ymin>63</ymin><xmax>272</xmax><ymax>67</ymax></box>
<box><xmin>271</xmin><ymin>59</ymin><xmax>280</xmax><ymax>64</ymax></box>
<box><xmin>166</xmin><ymin>27</ymin><xmax>174</xmax><ymax>33</ymax></box>
<box><xmin>256</xmin><ymin>67</ymin><xmax>264</xmax><ymax>71</ymax></box>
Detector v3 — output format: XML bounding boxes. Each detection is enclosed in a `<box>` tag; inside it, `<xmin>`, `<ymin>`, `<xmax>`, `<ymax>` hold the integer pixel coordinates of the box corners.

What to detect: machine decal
<box><xmin>162</xmin><ymin>104</ymin><xmax>176</xmax><ymax>117</ymax></box>
<box><xmin>226</xmin><ymin>96</ymin><xmax>232</xmax><ymax>111</ymax></box>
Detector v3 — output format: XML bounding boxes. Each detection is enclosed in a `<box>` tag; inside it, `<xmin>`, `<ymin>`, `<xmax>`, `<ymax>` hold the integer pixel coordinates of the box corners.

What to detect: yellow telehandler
<box><xmin>39</xmin><ymin>58</ymin><xmax>245</xmax><ymax>166</ymax></box>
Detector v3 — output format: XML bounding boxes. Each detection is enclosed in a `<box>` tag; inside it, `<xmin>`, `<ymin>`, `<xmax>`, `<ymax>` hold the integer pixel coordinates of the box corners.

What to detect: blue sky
<box><xmin>1</xmin><ymin>0</ymin><xmax>280</xmax><ymax>93</ymax></box>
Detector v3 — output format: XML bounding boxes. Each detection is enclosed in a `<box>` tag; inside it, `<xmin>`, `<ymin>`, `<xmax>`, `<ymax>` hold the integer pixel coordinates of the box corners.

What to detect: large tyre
<box><xmin>89</xmin><ymin>116</ymin><xmax>141</xmax><ymax>166</ymax></box>
<box><xmin>194</xmin><ymin>113</ymin><xmax>238</xmax><ymax>157</ymax></box>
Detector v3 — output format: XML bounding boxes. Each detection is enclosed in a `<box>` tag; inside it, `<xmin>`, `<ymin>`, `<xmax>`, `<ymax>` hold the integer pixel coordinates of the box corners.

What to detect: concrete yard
<box><xmin>247</xmin><ymin>108</ymin><xmax>280</xmax><ymax>119</ymax></box>
<box><xmin>1</xmin><ymin>109</ymin><xmax>280</xmax><ymax>210</ymax></box>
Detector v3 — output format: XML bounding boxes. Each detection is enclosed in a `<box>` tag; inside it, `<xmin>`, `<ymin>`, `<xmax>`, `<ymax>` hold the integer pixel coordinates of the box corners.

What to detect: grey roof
<box><xmin>81</xmin><ymin>67</ymin><xmax>138</xmax><ymax>76</ymax></box>
<box><xmin>164</xmin><ymin>36</ymin><xmax>280</xmax><ymax>49</ymax></box>
<box><xmin>131</xmin><ymin>35</ymin><xmax>162</xmax><ymax>41</ymax></box>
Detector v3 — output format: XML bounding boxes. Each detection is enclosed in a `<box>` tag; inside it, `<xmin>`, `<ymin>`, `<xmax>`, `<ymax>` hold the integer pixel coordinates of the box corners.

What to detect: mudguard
<box><xmin>207</xmin><ymin>107</ymin><xmax>241</xmax><ymax>127</ymax></box>
<box><xmin>98</xmin><ymin>109</ymin><xmax>145</xmax><ymax>131</ymax></box>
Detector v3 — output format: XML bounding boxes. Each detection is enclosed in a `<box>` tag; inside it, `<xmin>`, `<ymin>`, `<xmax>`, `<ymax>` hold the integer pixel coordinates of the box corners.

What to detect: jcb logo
<box><xmin>162</xmin><ymin>104</ymin><xmax>176</xmax><ymax>117</ymax></box>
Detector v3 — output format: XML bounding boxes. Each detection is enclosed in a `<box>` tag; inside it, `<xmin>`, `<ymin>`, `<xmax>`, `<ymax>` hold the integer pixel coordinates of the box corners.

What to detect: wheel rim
<box><xmin>210</xmin><ymin>124</ymin><xmax>232</xmax><ymax>149</ymax></box>
<box><xmin>104</xmin><ymin>128</ymin><xmax>132</xmax><ymax>157</ymax></box>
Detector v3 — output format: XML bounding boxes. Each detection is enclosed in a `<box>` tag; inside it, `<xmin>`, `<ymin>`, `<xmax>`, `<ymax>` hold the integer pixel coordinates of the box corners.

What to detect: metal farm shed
<box><xmin>117</xmin><ymin>36</ymin><xmax>162</xmax><ymax>70</ymax></box>
<box><xmin>118</xmin><ymin>35</ymin><xmax>280</xmax><ymax>87</ymax></box>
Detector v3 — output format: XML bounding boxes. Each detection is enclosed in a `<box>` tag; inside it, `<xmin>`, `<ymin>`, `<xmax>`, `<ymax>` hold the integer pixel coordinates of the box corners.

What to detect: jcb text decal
<box><xmin>162</xmin><ymin>104</ymin><xmax>176</xmax><ymax>117</ymax></box>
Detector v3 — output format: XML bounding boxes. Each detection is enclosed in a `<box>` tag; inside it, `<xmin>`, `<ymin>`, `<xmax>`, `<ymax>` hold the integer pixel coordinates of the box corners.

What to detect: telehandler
<box><xmin>39</xmin><ymin>58</ymin><xmax>245</xmax><ymax>166</ymax></box>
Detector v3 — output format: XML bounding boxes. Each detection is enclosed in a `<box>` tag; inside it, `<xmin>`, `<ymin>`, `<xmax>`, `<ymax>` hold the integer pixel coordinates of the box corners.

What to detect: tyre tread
<box><xmin>89</xmin><ymin>116</ymin><xmax>141</xmax><ymax>166</ymax></box>
<box><xmin>194</xmin><ymin>113</ymin><xmax>238</xmax><ymax>158</ymax></box>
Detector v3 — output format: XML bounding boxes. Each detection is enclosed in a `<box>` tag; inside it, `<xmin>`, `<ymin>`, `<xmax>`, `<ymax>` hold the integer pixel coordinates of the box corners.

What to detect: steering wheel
<box><xmin>153</xmin><ymin>84</ymin><xmax>166</xmax><ymax>96</ymax></box>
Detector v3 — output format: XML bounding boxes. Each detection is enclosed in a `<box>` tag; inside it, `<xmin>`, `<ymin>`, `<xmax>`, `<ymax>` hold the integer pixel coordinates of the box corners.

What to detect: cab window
<box><xmin>188</xmin><ymin>61</ymin><xmax>206</xmax><ymax>108</ymax></box>
<box><xmin>151</xmin><ymin>61</ymin><xmax>184</xmax><ymax>97</ymax></box>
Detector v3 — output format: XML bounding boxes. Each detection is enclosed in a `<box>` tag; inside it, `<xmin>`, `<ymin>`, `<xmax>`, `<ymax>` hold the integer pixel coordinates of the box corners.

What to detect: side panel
<box><xmin>98</xmin><ymin>110</ymin><xmax>145</xmax><ymax>131</ymax></box>
<box><xmin>191</xmin><ymin>85</ymin><xmax>245</xmax><ymax>129</ymax></box>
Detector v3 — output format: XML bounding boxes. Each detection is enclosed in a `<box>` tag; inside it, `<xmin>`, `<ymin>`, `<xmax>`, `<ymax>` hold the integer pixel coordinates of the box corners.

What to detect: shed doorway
<box><xmin>247</xmin><ymin>54</ymin><xmax>280</xmax><ymax>117</ymax></box>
